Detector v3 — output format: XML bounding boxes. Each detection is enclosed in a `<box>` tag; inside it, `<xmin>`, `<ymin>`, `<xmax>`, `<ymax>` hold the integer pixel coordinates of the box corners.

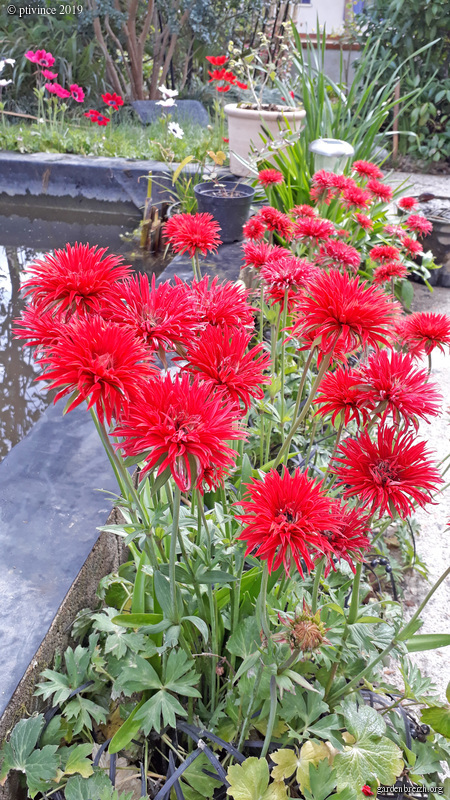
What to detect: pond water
<box><xmin>0</xmin><ymin>195</ymin><xmax>171</xmax><ymax>462</ymax></box>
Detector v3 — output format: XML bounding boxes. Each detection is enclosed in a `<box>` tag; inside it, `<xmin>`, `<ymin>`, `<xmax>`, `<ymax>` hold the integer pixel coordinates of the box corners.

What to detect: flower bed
<box><xmin>2</xmin><ymin>162</ymin><xmax>450</xmax><ymax>800</ymax></box>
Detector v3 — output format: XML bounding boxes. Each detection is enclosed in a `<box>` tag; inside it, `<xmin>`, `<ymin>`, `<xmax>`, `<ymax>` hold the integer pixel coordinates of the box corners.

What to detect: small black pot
<box><xmin>194</xmin><ymin>181</ymin><xmax>256</xmax><ymax>243</ymax></box>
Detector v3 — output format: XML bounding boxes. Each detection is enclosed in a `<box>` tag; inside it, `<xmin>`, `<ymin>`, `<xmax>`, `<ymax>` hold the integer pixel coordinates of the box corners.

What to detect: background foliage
<box><xmin>356</xmin><ymin>0</ymin><xmax>450</xmax><ymax>163</ymax></box>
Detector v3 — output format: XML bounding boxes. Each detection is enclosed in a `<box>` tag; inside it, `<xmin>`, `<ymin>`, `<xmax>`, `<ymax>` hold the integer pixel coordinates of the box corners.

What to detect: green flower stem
<box><xmin>311</xmin><ymin>556</ymin><xmax>325</xmax><ymax>615</ymax></box>
<box><xmin>324</xmin><ymin>420</ymin><xmax>344</xmax><ymax>482</ymax></box>
<box><xmin>305</xmin><ymin>419</ymin><xmax>318</xmax><ymax>468</ymax></box>
<box><xmin>280</xmin><ymin>291</ymin><xmax>289</xmax><ymax>443</ymax></box>
<box><xmin>260</xmin><ymin>674</ymin><xmax>278</xmax><ymax>758</ymax></box>
<box><xmin>230</xmin><ymin>546</ymin><xmax>246</xmax><ymax>671</ymax></box>
<box><xmin>192</xmin><ymin>252</ymin><xmax>202</xmax><ymax>281</ymax></box>
<box><xmin>259</xmin><ymin>281</ymin><xmax>265</xmax><ymax>343</ymax></box>
<box><xmin>196</xmin><ymin>490</ymin><xmax>218</xmax><ymax>709</ymax></box>
<box><xmin>329</xmin><ymin>564</ymin><xmax>450</xmax><ymax>705</ymax></box>
<box><xmin>170</xmin><ymin>484</ymin><xmax>182</xmax><ymax>622</ymax></box>
<box><xmin>90</xmin><ymin>409</ymin><xmax>157</xmax><ymax>570</ymax></box>
<box><xmin>347</xmin><ymin>561</ymin><xmax>363</xmax><ymax>626</ymax></box>
<box><xmin>258</xmin><ymin>562</ymin><xmax>271</xmax><ymax>643</ymax></box>
<box><xmin>237</xmin><ymin>660</ymin><xmax>263</xmax><ymax>750</ymax></box>
<box><xmin>274</xmin><ymin>351</ymin><xmax>332</xmax><ymax>469</ymax></box>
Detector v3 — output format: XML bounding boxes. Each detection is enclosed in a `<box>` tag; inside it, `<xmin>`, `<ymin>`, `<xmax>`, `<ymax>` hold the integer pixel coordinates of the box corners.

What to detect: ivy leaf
<box><xmin>335</xmin><ymin>702</ymin><xmax>403</xmax><ymax>797</ymax></box>
<box><xmin>421</xmin><ymin>706</ymin><xmax>450</xmax><ymax>738</ymax></box>
<box><xmin>0</xmin><ymin>715</ymin><xmax>59</xmax><ymax>799</ymax></box>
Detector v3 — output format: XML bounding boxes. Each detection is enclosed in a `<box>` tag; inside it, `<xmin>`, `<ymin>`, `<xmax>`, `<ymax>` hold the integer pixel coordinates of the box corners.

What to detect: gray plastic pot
<box><xmin>194</xmin><ymin>181</ymin><xmax>256</xmax><ymax>243</ymax></box>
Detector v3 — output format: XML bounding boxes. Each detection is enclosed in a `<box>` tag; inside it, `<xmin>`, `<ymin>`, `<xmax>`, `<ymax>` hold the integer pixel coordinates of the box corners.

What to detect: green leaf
<box><xmin>62</xmin><ymin>743</ymin><xmax>94</xmax><ymax>778</ymax></box>
<box><xmin>183</xmin><ymin>615</ymin><xmax>209</xmax><ymax>644</ymax></box>
<box><xmin>226</xmin><ymin>757</ymin><xmax>270</xmax><ymax>800</ymax></box>
<box><xmin>199</xmin><ymin>570</ymin><xmax>237</xmax><ymax>585</ymax></box>
<box><xmin>117</xmin><ymin>654</ymin><xmax>162</xmax><ymax>695</ymax></box>
<box><xmin>108</xmin><ymin>697</ymin><xmax>147</xmax><ymax>754</ymax></box>
<box><xmin>0</xmin><ymin>715</ymin><xmax>61</xmax><ymax>797</ymax></box>
<box><xmin>0</xmin><ymin>716</ymin><xmax>59</xmax><ymax>799</ymax></box>
<box><xmin>112</xmin><ymin>613</ymin><xmax>169</xmax><ymax>633</ymax></box>
<box><xmin>135</xmin><ymin>691</ymin><xmax>187</xmax><ymax>733</ymax></box>
<box><xmin>335</xmin><ymin>702</ymin><xmax>403</xmax><ymax>797</ymax></box>
<box><xmin>154</xmin><ymin>571</ymin><xmax>174</xmax><ymax>618</ymax></box>
<box><xmin>64</xmin><ymin>771</ymin><xmax>112</xmax><ymax>800</ymax></box>
<box><xmin>227</xmin><ymin>617</ymin><xmax>260</xmax><ymax>659</ymax></box>
<box><xmin>406</xmin><ymin>634</ymin><xmax>450</xmax><ymax>652</ymax></box>
<box><xmin>421</xmin><ymin>706</ymin><xmax>450</xmax><ymax>738</ymax></box>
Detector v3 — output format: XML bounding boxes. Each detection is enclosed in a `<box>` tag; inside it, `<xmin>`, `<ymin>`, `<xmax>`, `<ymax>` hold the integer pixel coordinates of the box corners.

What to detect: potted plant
<box><xmin>206</xmin><ymin>37</ymin><xmax>306</xmax><ymax>176</ymax></box>
<box><xmin>194</xmin><ymin>175</ymin><xmax>256</xmax><ymax>243</ymax></box>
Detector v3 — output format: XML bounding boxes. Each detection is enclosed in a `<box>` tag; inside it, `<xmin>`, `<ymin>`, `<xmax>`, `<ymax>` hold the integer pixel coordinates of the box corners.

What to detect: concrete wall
<box><xmin>294</xmin><ymin>0</ymin><xmax>346</xmax><ymax>34</ymax></box>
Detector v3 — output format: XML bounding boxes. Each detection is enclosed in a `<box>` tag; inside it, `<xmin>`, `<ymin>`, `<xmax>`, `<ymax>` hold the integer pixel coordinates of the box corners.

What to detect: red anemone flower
<box><xmin>70</xmin><ymin>84</ymin><xmax>85</xmax><ymax>102</ymax></box>
<box><xmin>373</xmin><ymin>262</ymin><xmax>408</xmax><ymax>284</ymax></box>
<box><xmin>206</xmin><ymin>55</ymin><xmax>228</xmax><ymax>66</ymax></box>
<box><xmin>22</xmin><ymin>242</ymin><xmax>131</xmax><ymax>317</ymax></box>
<box><xmin>258</xmin><ymin>169</ymin><xmax>284</xmax><ymax>186</ymax></box>
<box><xmin>242</xmin><ymin>216</ymin><xmax>266</xmax><ymax>241</ymax></box>
<box><xmin>317</xmin><ymin>239</ymin><xmax>361</xmax><ymax>272</ymax></box>
<box><xmin>369</xmin><ymin>244</ymin><xmax>402</xmax><ymax>263</ymax></box>
<box><xmin>261</xmin><ymin>255</ymin><xmax>318</xmax><ymax>310</ymax></box>
<box><xmin>164</xmin><ymin>212</ymin><xmax>222</xmax><ymax>258</ymax></box>
<box><xmin>367</xmin><ymin>178</ymin><xmax>393</xmax><ymax>202</ymax></box>
<box><xmin>314</xmin><ymin>365</ymin><xmax>369</xmax><ymax>427</ymax></box>
<box><xmin>401</xmin><ymin>235</ymin><xmax>422</xmax><ymax>256</ymax></box>
<box><xmin>342</xmin><ymin>184</ymin><xmax>372</xmax><ymax>210</ymax></box>
<box><xmin>352</xmin><ymin>160</ymin><xmax>383</xmax><ymax>179</ymax></box>
<box><xmin>216</xmin><ymin>85</ymin><xmax>231</xmax><ymax>92</ymax></box>
<box><xmin>294</xmin><ymin>216</ymin><xmax>335</xmax><ymax>244</ymax></box>
<box><xmin>14</xmin><ymin>304</ymin><xmax>66</xmax><ymax>354</ymax></box>
<box><xmin>320</xmin><ymin>503</ymin><xmax>371</xmax><ymax>576</ymax></box>
<box><xmin>102</xmin><ymin>92</ymin><xmax>124</xmax><ymax>110</ymax></box>
<box><xmin>242</xmin><ymin>241</ymin><xmax>287</xmax><ymax>270</ymax></box>
<box><xmin>405</xmin><ymin>214</ymin><xmax>433</xmax><ymax>237</ymax></box>
<box><xmin>236</xmin><ymin>81</ymin><xmax>248</xmax><ymax>90</ymax></box>
<box><xmin>291</xmin><ymin>204</ymin><xmax>316</xmax><ymax>218</ymax></box>
<box><xmin>39</xmin><ymin>315</ymin><xmax>155</xmax><ymax>425</ymax></box>
<box><xmin>398</xmin><ymin>196</ymin><xmax>417</xmax><ymax>211</ymax></box>
<box><xmin>236</xmin><ymin>468</ymin><xmax>337</xmax><ymax>576</ymax></box>
<box><xmin>259</xmin><ymin>206</ymin><xmax>293</xmax><ymax>239</ymax></box>
<box><xmin>177</xmin><ymin>275</ymin><xmax>255</xmax><ymax>330</ymax></box>
<box><xmin>399</xmin><ymin>311</ymin><xmax>450</xmax><ymax>356</ymax></box>
<box><xmin>333</xmin><ymin>425</ymin><xmax>442</xmax><ymax>518</ymax></box>
<box><xmin>183</xmin><ymin>324</ymin><xmax>270</xmax><ymax>413</ymax></box>
<box><xmin>360</xmin><ymin>349</ymin><xmax>441</xmax><ymax>429</ymax></box>
<box><xmin>106</xmin><ymin>274</ymin><xmax>197</xmax><ymax>354</ymax></box>
<box><xmin>114</xmin><ymin>372</ymin><xmax>244</xmax><ymax>492</ymax></box>
<box><xmin>355</xmin><ymin>213</ymin><xmax>373</xmax><ymax>231</ymax></box>
<box><xmin>85</xmin><ymin>109</ymin><xmax>109</xmax><ymax>126</ymax></box>
<box><xmin>291</xmin><ymin>269</ymin><xmax>398</xmax><ymax>355</ymax></box>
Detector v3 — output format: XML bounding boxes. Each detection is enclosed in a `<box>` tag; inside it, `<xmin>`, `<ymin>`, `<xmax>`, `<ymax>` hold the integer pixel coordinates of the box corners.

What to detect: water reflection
<box><xmin>0</xmin><ymin>195</ymin><xmax>170</xmax><ymax>462</ymax></box>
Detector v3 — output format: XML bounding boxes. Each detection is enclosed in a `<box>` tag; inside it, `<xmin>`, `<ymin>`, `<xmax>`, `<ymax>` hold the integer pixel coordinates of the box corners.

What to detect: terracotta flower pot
<box><xmin>224</xmin><ymin>103</ymin><xmax>306</xmax><ymax>177</ymax></box>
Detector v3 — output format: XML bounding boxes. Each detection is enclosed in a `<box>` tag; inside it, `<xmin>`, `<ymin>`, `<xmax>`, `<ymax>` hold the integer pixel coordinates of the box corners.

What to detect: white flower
<box><xmin>158</xmin><ymin>85</ymin><xmax>178</xmax><ymax>98</ymax></box>
<box><xmin>156</xmin><ymin>97</ymin><xmax>176</xmax><ymax>107</ymax></box>
<box><xmin>0</xmin><ymin>58</ymin><xmax>15</xmax><ymax>74</ymax></box>
<box><xmin>0</xmin><ymin>79</ymin><xmax>12</xmax><ymax>87</ymax></box>
<box><xmin>168</xmin><ymin>121</ymin><xmax>184</xmax><ymax>139</ymax></box>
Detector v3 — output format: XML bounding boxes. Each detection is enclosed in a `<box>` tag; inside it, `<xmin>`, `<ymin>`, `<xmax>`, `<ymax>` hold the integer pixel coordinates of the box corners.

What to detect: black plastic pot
<box><xmin>194</xmin><ymin>181</ymin><xmax>256</xmax><ymax>243</ymax></box>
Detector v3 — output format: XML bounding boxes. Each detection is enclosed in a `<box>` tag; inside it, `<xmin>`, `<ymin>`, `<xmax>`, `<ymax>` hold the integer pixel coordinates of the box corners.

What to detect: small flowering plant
<box><xmin>3</xmin><ymin>162</ymin><xmax>450</xmax><ymax>798</ymax></box>
<box><xmin>24</xmin><ymin>48</ymin><xmax>85</xmax><ymax>129</ymax></box>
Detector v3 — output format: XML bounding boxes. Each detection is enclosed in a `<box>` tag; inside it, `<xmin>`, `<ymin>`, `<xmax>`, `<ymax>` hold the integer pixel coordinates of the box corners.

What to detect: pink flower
<box><xmin>367</xmin><ymin>178</ymin><xmax>393</xmax><ymax>202</ymax></box>
<box><xmin>355</xmin><ymin>213</ymin><xmax>373</xmax><ymax>231</ymax></box>
<box><xmin>398</xmin><ymin>196</ymin><xmax>417</xmax><ymax>211</ymax></box>
<box><xmin>41</xmin><ymin>69</ymin><xmax>58</xmax><ymax>80</ymax></box>
<box><xmin>25</xmin><ymin>49</ymin><xmax>55</xmax><ymax>68</ymax></box>
<box><xmin>70</xmin><ymin>83</ymin><xmax>85</xmax><ymax>103</ymax></box>
<box><xmin>45</xmin><ymin>82</ymin><xmax>71</xmax><ymax>99</ymax></box>
<box><xmin>406</xmin><ymin>214</ymin><xmax>433</xmax><ymax>237</ymax></box>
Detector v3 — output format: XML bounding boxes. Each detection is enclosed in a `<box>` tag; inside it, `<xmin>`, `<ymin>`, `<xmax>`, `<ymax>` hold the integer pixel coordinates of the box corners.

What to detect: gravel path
<box><xmin>400</xmin><ymin>284</ymin><xmax>450</xmax><ymax>700</ymax></box>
